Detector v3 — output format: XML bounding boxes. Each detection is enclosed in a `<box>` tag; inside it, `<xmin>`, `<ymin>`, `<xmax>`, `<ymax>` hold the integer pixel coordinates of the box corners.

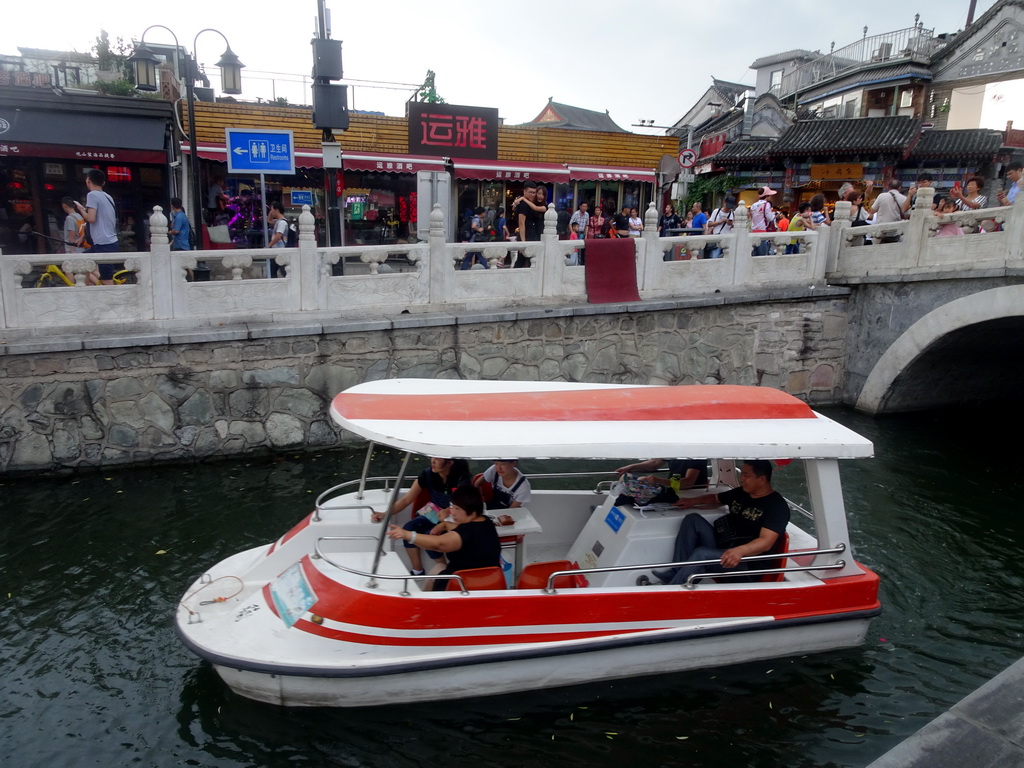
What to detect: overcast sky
<box><xmin>1</xmin><ymin>0</ymin><xmax>999</xmax><ymax>132</ymax></box>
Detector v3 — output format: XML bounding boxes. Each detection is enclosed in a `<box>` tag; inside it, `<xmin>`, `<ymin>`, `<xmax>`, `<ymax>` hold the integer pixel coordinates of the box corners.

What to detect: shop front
<box><xmin>0</xmin><ymin>88</ymin><xmax>173</xmax><ymax>255</ymax></box>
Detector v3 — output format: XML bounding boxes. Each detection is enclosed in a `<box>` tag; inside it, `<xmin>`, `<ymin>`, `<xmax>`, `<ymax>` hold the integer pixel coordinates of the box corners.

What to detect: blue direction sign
<box><xmin>290</xmin><ymin>190</ymin><xmax>314</xmax><ymax>206</ymax></box>
<box><xmin>225</xmin><ymin>128</ymin><xmax>295</xmax><ymax>175</ymax></box>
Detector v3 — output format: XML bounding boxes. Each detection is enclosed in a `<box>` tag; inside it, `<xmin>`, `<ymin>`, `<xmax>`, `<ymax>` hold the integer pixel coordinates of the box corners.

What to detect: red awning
<box><xmin>343</xmin><ymin>152</ymin><xmax>447</xmax><ymax>173</ymax></box>
<box><xmin>567</xmin><ymin>165</ymin><xmax>656</xmax><ymax>182</ymax></box>
<box><xmin>0</xmin><ymin>141</ymin><xmax>166</xmax><ymax>164</ymax></box>
<box><xmin>181</xmin><ymin>142</ymin><xmax>325</xmax><ymax>169</ymax></box>
<box><xmin>451</xmin><ymin>158</ymin><xmax>569</xmax><ymax>183</ymax></box>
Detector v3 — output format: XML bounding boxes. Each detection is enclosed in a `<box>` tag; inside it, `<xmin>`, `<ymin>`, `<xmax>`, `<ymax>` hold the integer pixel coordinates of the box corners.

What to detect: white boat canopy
<box><xmin>329</xmin><ymin>379</ymin><xmax>873</xmax><ymax>461</ymax></box>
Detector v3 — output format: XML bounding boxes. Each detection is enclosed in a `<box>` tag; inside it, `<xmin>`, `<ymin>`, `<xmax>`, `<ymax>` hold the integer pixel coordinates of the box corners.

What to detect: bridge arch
<box><xmin>856</xmin><ymin>285</ymin><xmax>1024</xmax><ymax>414</ymax></box>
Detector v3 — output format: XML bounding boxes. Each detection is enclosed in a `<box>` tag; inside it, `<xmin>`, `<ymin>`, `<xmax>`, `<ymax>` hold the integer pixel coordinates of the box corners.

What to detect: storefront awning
<box><xmin>343</xmin><ymin>152</ymin><xmax>447</xmax><ymax>173</ymax></box>
<box><xmin>452</xmin><ymin>158</ymin><xmax>570</xmax><ymax>182</ymax></box>
<box><xmin>181</xmin><ymin>142</ymin><xmax>326</xmax><ymax>169</ymax></box>
<box><xmin>0</xmin><ymin>108</ymin><xmax>168</xmax><ymax>164</ymax></box>
<box><xmin>567</xmin><ymin>165</ymin><xmax>656</xmax><ymax>182</ymax></box>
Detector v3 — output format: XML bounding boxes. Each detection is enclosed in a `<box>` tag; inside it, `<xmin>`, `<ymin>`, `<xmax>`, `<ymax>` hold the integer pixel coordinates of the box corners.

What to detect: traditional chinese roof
<box><xmin>768</xmin><ymin>116</ymin><xmax>922</xmax><ymax>158</ymax></box>
<box><xmin>930</xmin><ymin>0</ymin><xmax>1024</xmax><ymax>63</ymax></box>
<box><xmin>525</xmin><ymin>99</ymin><xmax>626</xmax><ymax>132</ymax></box>
<box><xmin>710</xmin><ymin>78</ymin><xmax>752</xmax><ymax>106</ymax></box>
<box><xmin>749</xmin><ymin>49</ymin><xmax>819</xmax><ymax>70</ymax></box>
<box><xmin>910</xmin><ymin>128</ymin><xmax>1007</xmax><ymax>159</ymax></box>
<box><xmin>797</xmin><ymin>62</ymin><xmax>932</xmax><ymax>103</ymax></box>
<box><xmin>17</xmin><ymin>47</ymin><xmax>97</xmax><ymax>64</ymax></box>
<box><xmin>716</xmin><ymin>139</ymin><xmax>776</xmax><ymax>164</ymax></box>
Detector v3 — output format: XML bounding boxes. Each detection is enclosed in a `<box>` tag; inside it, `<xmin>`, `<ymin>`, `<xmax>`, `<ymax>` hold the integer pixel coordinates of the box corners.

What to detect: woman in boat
<box><xmin>387</xmin><ymin>485</ymin><xmax>500</xmax><ymax>590</ymax></box>
<box><xmin>372</xmin><ymin>457</ymin><xmax>472</xmax><ymax>575</ymax></box>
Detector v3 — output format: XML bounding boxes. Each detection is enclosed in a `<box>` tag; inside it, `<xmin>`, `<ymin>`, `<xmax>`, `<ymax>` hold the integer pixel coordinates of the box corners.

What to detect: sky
<box><xmin>0</xmin><ymin>0</ymin><xmax>1001</xmax><ymax>133</ymax></box>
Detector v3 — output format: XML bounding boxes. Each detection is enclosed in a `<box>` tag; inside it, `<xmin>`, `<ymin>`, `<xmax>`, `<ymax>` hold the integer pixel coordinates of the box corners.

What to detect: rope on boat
<box><xmin>179</xmin><ymin>575</ymin><xmax>245</xmax><ymax>617</ymax></box>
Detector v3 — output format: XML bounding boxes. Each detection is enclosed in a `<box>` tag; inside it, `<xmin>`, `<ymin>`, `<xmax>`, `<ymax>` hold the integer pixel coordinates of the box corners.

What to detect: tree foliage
<box><xmin>93</xmin><ymin>29</ymin><xmax>134</xmax><ymax>81</ymax></box>
<box><xmin>685</xmin><ymin>174</ymin><xmax>741</xmax><ymax>210</ymax></box>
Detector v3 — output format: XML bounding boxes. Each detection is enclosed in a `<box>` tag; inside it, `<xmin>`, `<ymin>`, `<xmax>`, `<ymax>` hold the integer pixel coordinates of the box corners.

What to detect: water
<box><xmin>2</xmin><ymin>408</ymin><xmax>1022</xmax><ymax>768</ymax></box>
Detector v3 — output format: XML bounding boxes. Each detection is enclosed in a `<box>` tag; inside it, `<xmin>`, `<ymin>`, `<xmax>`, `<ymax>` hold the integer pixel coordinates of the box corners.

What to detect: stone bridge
<box><xmin>1</xmin><ymin>190</ymin><xmax>1021</xmax><ymax>472</ymax></box>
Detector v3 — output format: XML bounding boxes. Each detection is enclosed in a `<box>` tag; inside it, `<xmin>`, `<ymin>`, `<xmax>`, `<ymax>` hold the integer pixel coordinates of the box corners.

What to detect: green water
<box><xmin>2</xmin><ymin>408</ymin><xmax>1022</xmax><ymax>767</ymax></box>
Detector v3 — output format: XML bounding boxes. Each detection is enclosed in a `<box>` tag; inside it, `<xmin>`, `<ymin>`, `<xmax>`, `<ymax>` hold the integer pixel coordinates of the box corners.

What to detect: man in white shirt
<box><xmin>869</xmin><ymin>179</ymin><xmax>906</xmax><ymax>243</ymax></box>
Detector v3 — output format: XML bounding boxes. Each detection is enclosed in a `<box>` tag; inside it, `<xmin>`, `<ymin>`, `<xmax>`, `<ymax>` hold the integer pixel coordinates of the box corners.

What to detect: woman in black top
<box><xmin>387</xmin><ymin>486</ymin><xmax>500</xmax><ymax>591</ymax></box>
<box><xmin>372</xmin><ymin>457</ymin><xmax>472</xmax><ymax>574</ymax></box>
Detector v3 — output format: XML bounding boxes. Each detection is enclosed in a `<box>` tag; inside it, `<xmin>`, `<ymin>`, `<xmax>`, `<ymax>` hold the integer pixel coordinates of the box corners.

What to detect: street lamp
<box><xmin>129</xmin><ymin>26</ymin><xmax>244</xmax><ymax>243</ymax></box>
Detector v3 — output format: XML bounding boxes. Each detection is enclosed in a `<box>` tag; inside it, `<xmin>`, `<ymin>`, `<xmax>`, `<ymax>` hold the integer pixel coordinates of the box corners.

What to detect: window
<box><xmin>770</xmin><ymin>69</ymin><xmax>784</xmax><ymax>91</ymax></box>
<box><xmin>900</xmin><ymin>90</ymin><xmax>914</xmax><ymax>109</ymax></box>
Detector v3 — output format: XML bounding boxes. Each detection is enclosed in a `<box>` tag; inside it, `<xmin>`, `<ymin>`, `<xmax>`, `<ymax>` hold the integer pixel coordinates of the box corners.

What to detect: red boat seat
<box><xmin>445</xmin><ymin>566</ymin><xmax>507</xmax><ymax>592</ymax></box>
<box><xmin>760</xmin><ymin>533</ymin><xmax>790</xmax><ymax>582</ymax></box>
<box><xmin>472</xmin><ymin>473</ymin><xmax>494</xmax><ymax>504</ymax></box>
<box><xmin>516</xmin><ymin>560</ymin><xmax>578</xmax><ymax>590</ymax></box>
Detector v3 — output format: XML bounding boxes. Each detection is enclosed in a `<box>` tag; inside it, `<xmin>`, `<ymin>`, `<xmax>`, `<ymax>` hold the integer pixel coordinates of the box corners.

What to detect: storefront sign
<box><xmin>0</xmin><ymin>141</ymin><xmax>166</xmax><ymax>164</ymax></box>
<box><xmin>408</xmin><ymin>103</ymin><xmax>498</xmax><ymax>160</ymax></box>
<box><xmin>810</xmin><ymin>163</ymin><xmax>864</xmax><ymax>180</ymax></box>
<box><xmin>0</xmin><ymin>71</ymin><xmax>51</xmax><ymax>88</ymax></box>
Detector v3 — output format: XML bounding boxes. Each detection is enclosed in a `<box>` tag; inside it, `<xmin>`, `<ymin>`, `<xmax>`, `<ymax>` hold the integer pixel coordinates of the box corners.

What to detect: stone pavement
<box><xmin>867</xmin><ymin>656</ymin><xmax>1024</xmax><ymax>767</ymax></box>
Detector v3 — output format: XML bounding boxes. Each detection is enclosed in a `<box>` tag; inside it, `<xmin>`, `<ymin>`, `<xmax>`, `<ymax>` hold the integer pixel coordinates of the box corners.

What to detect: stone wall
<box><xmin>0</xmin><ymin>291</ymin><xmax>850</xmax><ymax>474</ymax></box>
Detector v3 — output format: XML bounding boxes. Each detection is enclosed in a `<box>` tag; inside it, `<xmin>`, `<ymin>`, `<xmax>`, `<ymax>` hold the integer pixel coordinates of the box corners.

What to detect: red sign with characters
<box><xmin>408</xmin><ymin>103</ymin><xmax>498</xmax><ymax>160</ymax></box>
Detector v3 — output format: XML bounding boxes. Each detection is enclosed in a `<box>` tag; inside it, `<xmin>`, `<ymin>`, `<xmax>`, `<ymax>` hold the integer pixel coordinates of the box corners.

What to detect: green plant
<box><xmin>685</xmin><ymin>174</ymin><xmax>740</xmax><ymax>210</ymax></box>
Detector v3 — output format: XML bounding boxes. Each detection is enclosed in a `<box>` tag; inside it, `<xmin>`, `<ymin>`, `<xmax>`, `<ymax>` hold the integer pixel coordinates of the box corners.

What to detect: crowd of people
<box><xmin>650</xmin><ymin>162</ymin><xmax>1024</xmax><ymax>260</ymax></box>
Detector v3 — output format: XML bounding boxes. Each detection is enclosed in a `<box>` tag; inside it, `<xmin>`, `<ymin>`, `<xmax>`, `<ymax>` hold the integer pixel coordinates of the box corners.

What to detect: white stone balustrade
<box><xmin>1</xmin><ymin>194</ymin><xmax>1021</xmax><ymax>335</ymax></box>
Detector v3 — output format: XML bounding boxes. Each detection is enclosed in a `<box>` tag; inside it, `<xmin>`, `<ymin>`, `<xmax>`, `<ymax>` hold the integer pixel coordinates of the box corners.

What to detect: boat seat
<box><xmin>760</xmin><ymin>533</ymin><xmax>790</xmax><ymax>582</ymax></box>
<box><xmin>445</xmin><ymin>566</ymin><xmax>507</xmax><ymax>592</ymax></box>
<box><xmin>516</xmin><ymin>560</ymin><xmax>579</xmax><ymax>590</ymax></box>
<box><xmin>472</xmin><ymin>473</ymin><xmax>494</xmax><ymax>504</ymax></box>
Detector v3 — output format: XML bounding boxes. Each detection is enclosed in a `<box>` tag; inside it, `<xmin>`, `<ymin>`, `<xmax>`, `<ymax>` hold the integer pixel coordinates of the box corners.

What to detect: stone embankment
<box><xmin>0</xmin><ymin>291</ymin><xmax>850</xmax><ymax>474</ymax></box>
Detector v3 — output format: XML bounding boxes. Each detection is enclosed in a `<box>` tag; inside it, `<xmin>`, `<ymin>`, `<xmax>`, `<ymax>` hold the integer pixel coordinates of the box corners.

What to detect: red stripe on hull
<box><xmin>297</xmin><ymin>557</ymin><xmax>880</xmax><ymax>645</ymax></box>
<box><xmin>267</xmin><ymin>512</ymin><xmax>314</xmax><ymax>556</ymax></box>
<box><xmin>332</xmin><ymin>385</ymin><xmax>815</xmax><ymax>423</ymax></box>
<box><xmin>295</xmin><ymin>621</ymin><xmax>652</xmax><ymax>646</ymax></box>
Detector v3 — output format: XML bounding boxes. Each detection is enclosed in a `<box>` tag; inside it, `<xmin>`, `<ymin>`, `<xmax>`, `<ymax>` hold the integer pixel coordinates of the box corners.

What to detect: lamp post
<box><xmin>129</xmin><ymin>26</ymin><xmax>243</xmax><ymax>243</ymax></box>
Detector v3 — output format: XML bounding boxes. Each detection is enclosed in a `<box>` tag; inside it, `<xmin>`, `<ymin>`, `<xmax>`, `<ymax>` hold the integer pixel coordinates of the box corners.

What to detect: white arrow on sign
<box><xmin>233</xmin><ymin>147</ymin><xmax>247</xmax><ymax>155</ymax></box>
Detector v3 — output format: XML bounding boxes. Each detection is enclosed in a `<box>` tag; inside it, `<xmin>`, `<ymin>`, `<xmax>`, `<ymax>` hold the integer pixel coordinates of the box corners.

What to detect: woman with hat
<box><xmin>750</xmin><ymin>186</ymin><xmax>778</xmax><ymax>256</ymax></box>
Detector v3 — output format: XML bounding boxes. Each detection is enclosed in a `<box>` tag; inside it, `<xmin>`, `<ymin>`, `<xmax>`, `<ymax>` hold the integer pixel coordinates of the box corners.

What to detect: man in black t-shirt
<box><xmin>653</xmin><ymin>460</ymin><xmax>789</xmax><ymax>585</ymax></box>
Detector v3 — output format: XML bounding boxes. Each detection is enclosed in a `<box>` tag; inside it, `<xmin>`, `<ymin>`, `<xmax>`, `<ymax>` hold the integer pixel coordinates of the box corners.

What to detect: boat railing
<box><xmin>313</xmin><ymin>536</ymin><xmax>472</xmax><ymax>595</ymax></box>
<box><xmin>786</xmin><ymin>498</ymin><xmax>814</xmax><ymax>521</ymax></box>
<box><xmin>313</xmin><ymin>476</ymin><xmax>401</xmax><ymax>521</ymax></box>
<box><xmin>313</xmin><ymin>536</ymin><xmax>847</xmax><ymax>596</ymax></box>
<box><xmin>539</xmin><ymin>544</ymin><xmax>847</xmax><ymax>593</ymax></box>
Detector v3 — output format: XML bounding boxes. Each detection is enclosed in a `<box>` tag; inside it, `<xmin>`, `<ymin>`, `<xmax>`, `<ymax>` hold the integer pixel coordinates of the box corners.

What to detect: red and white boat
<box><xmin>175</xmin><ymin>379</ymin><xmax>880</xmax><ymax>707</ymax></box>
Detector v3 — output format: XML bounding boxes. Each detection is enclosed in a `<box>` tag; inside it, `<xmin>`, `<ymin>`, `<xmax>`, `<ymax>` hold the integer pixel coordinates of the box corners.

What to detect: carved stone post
<box><xmin>904</xmin><ymin>186</ymin><xmax>935</xmax><ymax>269</ymax></box>
<box><xmin>297</xmin><ymin>204</ymin><xmax>318</xmax><ymax>311</ymax></box>
<box><xmin>1006</xmin><ymin>183</ymin><xmax>1024</xmax><ymax>262</ymax></box>
<box><xmin>731</xmin><ymin>201</ymin><xmax>752</xmax><ymax>285</ymax></box>
<box><xmin>639</xmin><ymin>201</ymin><xmax>661</xmax><ymax>291</ymax></box>
<box><xmin>149</xmin><ymin>206</ymin><xmax>174</xmax><ymax>320</ymax></box>
<box><xmin>540</xmin><ymin>203</ymin><xmax>561</xmax><ymax>297</ymax></box>
<box><xmin>826</xmin><ymin>200</ymin><xmax>852</xmax><ymax>275</ymax></box>
<box><xmin>428</xmin><ymin>203</ymin><xmax>453</xmax><ymax>305</ymax></box>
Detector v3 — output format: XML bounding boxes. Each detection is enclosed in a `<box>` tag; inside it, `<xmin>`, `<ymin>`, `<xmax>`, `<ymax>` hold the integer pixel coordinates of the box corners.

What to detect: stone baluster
<box><xmin>731</xmin><ymin>201</ymin><xmax>752</xmax><ymax>285</ymax></box>
<box><xmin>826</xmin><ymin>200</ymin><xmax>852</xmax><ymax>275</ymax></box>
<box><xmin>904</xmin><ymin>186</ymin><xmax>935</xmax><ymax>269</ymax></box>
<box><xmin>428</xmin><ymin>203</ymin><xmax>454</xmax><ymax>305</ymax></box>
<box><xmin>149</xmin><ymin>206</ymin><xmax>175</xmax><ymax>319</ymax></box>
<box><xmin>1006</xmin><ymin>181</ymin><xmax>1024</xmax><ymax>263</ymax></box>
<box><xmin>639</xmin><ymin>201</ymin><xmax>660</xmax><ymax>292</ymax></box>
<box><xmin>297</xmin><ymin>204</ymin><xmax>317</xmax><ymax>311</ymax></box>
<box><xmin>540</xmin><ymin>203</ymin><xmax>560</xmax><ymax>297</ymax></box>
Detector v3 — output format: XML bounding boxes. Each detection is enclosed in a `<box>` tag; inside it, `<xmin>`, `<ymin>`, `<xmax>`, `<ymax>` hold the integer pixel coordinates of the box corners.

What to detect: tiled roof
<box><xmin>716</xmin><ymin>139</ymin><xmax>776</xmax><ymax>164</ymax></box>
<box><xmin>911</xmin><ymin>128</ymin><xmax>1007</xmax><ymax>159</ymax></box>
<box><xmin>712</xmin><ymin>78</ymin><xmax>753</xmax><ymax>105</ymax></box>
<box><xmin>769</xmin><ymin>116</ymin><xmax>922</xmax><ymax>157</ymax></box>
<box><xmin>797</xmin><ymin>62</ymin><xmax>932</xmax><ymax>103</ymax></box>
<box><xmin>526</xmin><ymin>100</ymin><xmax>626</xmax><ymax>132</ymax></box>
<box><xmin>750</xmin><ymin>49</ymin><xmax>819</xmax><ymax>70</ymax></box>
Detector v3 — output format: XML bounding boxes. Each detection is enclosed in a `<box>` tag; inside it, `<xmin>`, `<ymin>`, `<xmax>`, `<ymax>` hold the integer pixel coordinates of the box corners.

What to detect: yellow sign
<box><xmin>810</xmin><ymin>163</ymin><xmax>864</xmax><ymax>180</ymax></box>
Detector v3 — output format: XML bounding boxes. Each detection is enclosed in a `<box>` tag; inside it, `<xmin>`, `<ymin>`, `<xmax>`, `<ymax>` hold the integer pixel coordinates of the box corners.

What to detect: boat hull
<box><xmin>205</xmin><ymin>611</ymin><xmax>877</xmax><ymax>707</ymax></box>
